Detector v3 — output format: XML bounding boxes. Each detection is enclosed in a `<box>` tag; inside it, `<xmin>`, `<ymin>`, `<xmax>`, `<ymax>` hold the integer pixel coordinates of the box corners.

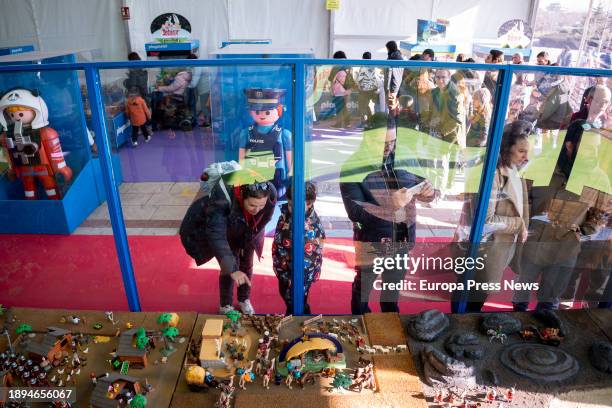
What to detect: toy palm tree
<box><xmin>129</xmin><ymin>394</ymin><xmax>147</xmax><ymax>408</ymax></box>
<box><xmin>225</xmin><ymin>310</ymin><xmax>242</xmax><ymax>333</ymax></box>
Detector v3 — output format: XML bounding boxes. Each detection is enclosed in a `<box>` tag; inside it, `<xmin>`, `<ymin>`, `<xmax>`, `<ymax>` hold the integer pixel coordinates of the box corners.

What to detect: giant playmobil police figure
<box><xmin>0</xmin><ymin>88</ymin><xmax>72</xmax><ymax>199</ymax></box>
<box><xmin>238</xmin><ymin>88</ymin><xmax>292</xmax><ymax>197</ymax></box>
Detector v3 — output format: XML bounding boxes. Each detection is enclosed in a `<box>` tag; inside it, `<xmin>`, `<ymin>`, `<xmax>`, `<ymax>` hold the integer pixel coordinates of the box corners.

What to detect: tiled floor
<box><xmin>75</xmin><ymin>182</ymin><xmax>199</xmax><ymax>235</ymax></box>
<box><xmin>77</xmin><ymin>180</ymin><xmax>462</xmax><ymax>238</ymax></box>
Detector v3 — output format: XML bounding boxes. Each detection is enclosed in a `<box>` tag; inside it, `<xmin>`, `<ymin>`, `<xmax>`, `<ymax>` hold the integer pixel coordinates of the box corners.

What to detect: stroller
<box><xmin>154</xmin><ymin>88</ymin><xmax>195</xmax><ymax>131</ymax></box>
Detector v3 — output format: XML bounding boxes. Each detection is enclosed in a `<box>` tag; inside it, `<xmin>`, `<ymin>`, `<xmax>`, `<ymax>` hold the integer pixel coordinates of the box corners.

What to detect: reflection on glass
<box><xmin>339</xmin><ymin>114</ymin><xmax>436</xmax><ymax>314</ymax></box>
<box><xmin>306</xmin><ymin>65</ymin><xmax>500</xmax><ymax>314</ymax></box>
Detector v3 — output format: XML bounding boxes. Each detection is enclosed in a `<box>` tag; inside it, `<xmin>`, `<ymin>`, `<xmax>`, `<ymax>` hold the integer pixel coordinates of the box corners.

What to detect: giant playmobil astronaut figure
<box><xmin>0</xmin><ymin>88</ymin><xmax>72</xmax><ymax>199</ymax></box>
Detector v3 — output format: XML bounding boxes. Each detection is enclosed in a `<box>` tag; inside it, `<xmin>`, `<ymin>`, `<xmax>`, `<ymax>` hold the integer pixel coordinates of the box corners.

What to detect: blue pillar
<box><xmin>291</xmin><ymin>62</ymin><xmax>307</xmax><ymax>315</ymax></box>
<box><xmin>457</xmin><ymin>66</ymin><xmax>513</xmax><ymax>314</ymax></box>
<box><xmin>84</xmin><ymin>66</ymin><xmax>141</xmax><ymax>312</ymax></box>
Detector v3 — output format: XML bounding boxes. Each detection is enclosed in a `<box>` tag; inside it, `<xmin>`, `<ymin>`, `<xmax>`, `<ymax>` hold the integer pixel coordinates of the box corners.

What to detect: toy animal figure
<box><xmin>215</xmin><ymin>376</ymin><xmax>235</xmax><ymax>408</ymax></box>
<box><xmin>0</xmin><ymin>88</ymin><xmax>72</xmax><ymax>199</ymax></box>
<box><xmin>487</xmin><ymin>328</ymin><xmax>507</xmax><ymax>344</ymax></box>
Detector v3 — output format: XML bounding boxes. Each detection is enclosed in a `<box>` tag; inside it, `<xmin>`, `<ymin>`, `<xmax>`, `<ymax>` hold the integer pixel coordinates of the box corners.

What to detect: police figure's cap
<box><xmin>244</xmin><ymin>88</ymin><xmax>285</xmax><ymax>110</ymax></box>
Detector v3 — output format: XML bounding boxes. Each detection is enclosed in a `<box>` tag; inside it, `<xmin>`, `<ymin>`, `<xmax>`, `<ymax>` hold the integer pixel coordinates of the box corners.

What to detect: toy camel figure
<box><xmin>262</xmin><ymin>359</ymin><xmax>275</xmax><ymax>390</ymax></box>
<box><xmin>215</xmin><ymin>376</ymin><xmax>235</xmax><ymax>408</ymax></box>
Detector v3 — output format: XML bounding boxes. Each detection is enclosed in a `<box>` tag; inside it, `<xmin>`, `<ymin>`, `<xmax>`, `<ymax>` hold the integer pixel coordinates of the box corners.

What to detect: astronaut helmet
<box><xmin>0</xmin><ymin>88</ymin><xmax>49</xmax><ymax>130</ymax></box>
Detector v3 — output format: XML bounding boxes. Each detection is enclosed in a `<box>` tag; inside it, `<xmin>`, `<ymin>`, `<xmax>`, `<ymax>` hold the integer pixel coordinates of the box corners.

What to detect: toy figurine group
<box><xmin>433</xmin><ymin>387</ymin><xmax>515</xmax><ymax>407</ymax></box>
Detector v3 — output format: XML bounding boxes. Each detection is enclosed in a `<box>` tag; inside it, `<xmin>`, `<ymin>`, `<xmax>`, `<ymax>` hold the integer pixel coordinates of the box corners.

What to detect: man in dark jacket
<box><xmin>340</xmin><ymin>114</ymin><xmax>435</xmax><ymax>314</ymax></box>
<box><xmin>180</xmin><ymin>180</ymin><xmax>277</xmax><ymax>314</ymax></box>
<box><xmin>385</xmin><ymin>41</ymin><xmax>404</xmax><ymax>114</ymax></box>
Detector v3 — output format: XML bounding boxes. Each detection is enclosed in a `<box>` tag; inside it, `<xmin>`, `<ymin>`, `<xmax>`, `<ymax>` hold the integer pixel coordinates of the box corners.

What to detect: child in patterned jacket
<box><xmin>272</xmin><ymin>180</ymin><xmax>325</xmax><ymax>314</ymax></box>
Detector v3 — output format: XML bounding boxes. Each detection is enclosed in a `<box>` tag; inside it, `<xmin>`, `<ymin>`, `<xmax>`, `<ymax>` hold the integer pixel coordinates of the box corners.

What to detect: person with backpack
<box><xmin>329</xmin><ymin>51</ymin><xmax>354</xmax><ymax>128</ymax></box>
<box><xmin>124</xmin><ymin>52</ymin><xmax>149</xmax><ymax>100</ymax></box>
<box><xmin>180</xmin><ymin>176</ymin><xmax>277</xmax><ymax>315</ymax></box>
<box><xmin>356</xmin><ymin>52</ymin><xmax>380</xmax><ymax>125</ymax></box>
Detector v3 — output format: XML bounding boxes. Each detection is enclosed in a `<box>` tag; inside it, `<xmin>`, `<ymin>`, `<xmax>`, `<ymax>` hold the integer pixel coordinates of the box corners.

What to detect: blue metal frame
<box><xmin>1</xmin><ymin>59</ymin><xmax>609</xmax><ymax>313</ymax></box>
<box><xmin>456</xmin><ymin>68</ymin><xmax>514</xmax><ymax>314</ymax></box>
<box><xmin>84</xmin><ymin>66</ymin><xmax>141</xmax><ymax>312</ymax></box>
<box><xmin>291</xmin><ymin>63</ymin><xmax>307</xmax><ymax>315</ymax></box>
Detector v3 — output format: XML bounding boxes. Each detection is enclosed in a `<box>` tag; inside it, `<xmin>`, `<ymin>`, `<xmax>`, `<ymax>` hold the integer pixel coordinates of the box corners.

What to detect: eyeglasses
<box><xmin>245</xmin><ymin>182</ymin><xmax>269</xmax><ymax>192</ymax></box>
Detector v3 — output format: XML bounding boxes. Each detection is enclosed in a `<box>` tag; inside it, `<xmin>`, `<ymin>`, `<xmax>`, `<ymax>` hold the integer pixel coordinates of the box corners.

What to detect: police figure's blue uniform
<box><xmin>240</xmin><ymin>88</ymin><xmax>291</xmax><ymax>197</ymax></box>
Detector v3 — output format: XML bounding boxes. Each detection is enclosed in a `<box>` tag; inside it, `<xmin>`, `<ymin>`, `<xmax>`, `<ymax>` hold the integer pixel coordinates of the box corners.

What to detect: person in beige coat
<box><xmin>513</xmin><ymin>120</ymin><xmax>608</xmax><ymax>311</ymax></box>
<box><xmin>465</xmin><ymin>120</ymin><xmax>531</xmax><ymax>312</ymax></box>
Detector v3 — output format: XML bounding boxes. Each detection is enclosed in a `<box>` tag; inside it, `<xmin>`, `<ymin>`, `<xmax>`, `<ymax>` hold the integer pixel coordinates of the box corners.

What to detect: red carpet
<box><xmin>0</xmin><ymin>234</ymin><xmax>526</xmax><ymax>314</ymax></box>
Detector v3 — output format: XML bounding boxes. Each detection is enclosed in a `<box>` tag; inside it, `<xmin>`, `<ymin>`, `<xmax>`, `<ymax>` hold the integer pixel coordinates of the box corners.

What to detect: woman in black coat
<box><xmin>180</xmin><ymin>180</ymin><xmax>277</xmax><ymax>314</ymax></box>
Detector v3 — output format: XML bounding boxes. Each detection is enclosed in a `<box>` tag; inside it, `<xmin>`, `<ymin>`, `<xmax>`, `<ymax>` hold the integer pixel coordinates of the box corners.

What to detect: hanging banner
<box><xmin>497</xmin><ymin>19</ymin><xmax>532</xmax><ymax>49</ymax></box>
<box><xmin>150</xmin><ymin>13</ymin><xmax>192</xmax><ymax>43</ymax></box>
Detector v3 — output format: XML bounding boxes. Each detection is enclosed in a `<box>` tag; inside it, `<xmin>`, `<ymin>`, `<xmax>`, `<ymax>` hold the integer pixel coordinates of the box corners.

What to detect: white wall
<box><xmin>0</xmin><ymin>0</ymin><xmax>128</xmax><ymax>60</ymax></box>
<box><xmin>0</xmin><ymin>0</ymin><xmax>532</xmax><ymax>61</ymax></box>
<box><xmin>333</xmin><ymin>0</ymin><xmax>532</xmax><ymax>59</ymax></box>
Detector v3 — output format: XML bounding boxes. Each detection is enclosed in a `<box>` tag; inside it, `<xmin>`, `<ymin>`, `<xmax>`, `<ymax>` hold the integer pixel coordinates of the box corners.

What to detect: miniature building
<box><xmin>199</xmin><ymin>319</ymin><xmax>226</xmax><ymax>369</ymax></box>
<box><xmin>117</xmin><ymin>328</ymin><xmax>148</xmax><ymax>369</ymax></box>
<box><xmin>202</xmin><ymin>319</ymin><xmax>223</xmax><ymax>339</ymax></box>
<box><xmin>90</xmin><ymin>373</ymin><xmax>143</xmax><ymax>408</ymax></box>
<box><xmin>27</xmin><ymin>327</ymin><xmax>73</xmax><ymax>363</ymax></box>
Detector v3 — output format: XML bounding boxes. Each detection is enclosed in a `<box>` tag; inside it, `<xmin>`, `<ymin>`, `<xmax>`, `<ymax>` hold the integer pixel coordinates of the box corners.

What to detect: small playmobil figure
<box><xmin>273</xmin><ymin>180</ymin><xmax>325</xmax><ymax>315</ymax></box>
<box><xmin>125</xmin><ymin>87</ymin><xmax>152</xmax><ymax>146</ymax></box>
<box><xmin>504</xmin><ymin>387</ymin><xmax>514</xmax><ymax>402</ymax></box>
<box><xmin>274</xmin><ymin>372</ymin><xmax>282</xmax><ymax>386</ymax></box>
<box><xmin>487</xmin><ymin>326</ymin><xmax>507</xmax><ymax>344</ymax></box>
<box><xmin>238</xmin><ymin>361</ymin><xmax>255</xmax><ymax>390</ymax></box>
<box><xmin>0</xmin><ymin>88</ymin><xmax>73</xmax><ymax>200</ymax></box>
<box><xmin>239</xmin><ymin>88</ymin><xmax>292</xmax><ymax>197</ymax></box>
<box><xmin>262</xmin><ymin>359</ymin><xmax>275</xmax><ymax>389</ymax></box>
<box><xmin>486</xmin><ymin>388</ymin><xmax>497</xmax><ymax>403</ymax></box>
<box><xmin>540</xmin><ymin>327</ymin><xmax>564</xmax><ymax>346</ymax></box>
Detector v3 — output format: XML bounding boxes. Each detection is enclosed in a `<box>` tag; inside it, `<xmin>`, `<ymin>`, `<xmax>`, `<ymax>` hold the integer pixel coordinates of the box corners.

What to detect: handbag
<box><xmin>523</xmin><ymin>198</ymin><xmax>588</xmax><ymax>266</ymax></box>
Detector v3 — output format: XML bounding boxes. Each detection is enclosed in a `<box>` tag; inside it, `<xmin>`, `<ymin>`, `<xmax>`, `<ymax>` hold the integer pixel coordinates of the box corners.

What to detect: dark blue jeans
<box><xmin>512</xmin><ymin>255</ymin><xmax>577</xmax><ymax>311</ymax></box>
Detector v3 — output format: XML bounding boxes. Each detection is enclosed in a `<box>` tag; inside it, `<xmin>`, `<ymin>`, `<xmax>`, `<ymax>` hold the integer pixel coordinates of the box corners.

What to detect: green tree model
<box><xmin>225</xmin><ymin>310</ymin><xmax>242</xmax><ymax>332</ymax></box>
<box><xmin>129</xmin><ymin>394</ymin><xmax>147</xmax><ymax>408</ymax></box>
<box><xmin>136</xmin><ymin>335</ymin><xmax>150</xmax><ymax>350</ymax></box>
<box><xmin>331</xmin><ymin>372</ymin><xmax>352</xmax><ymax>391</ymax></box>
<box><xmin>15</xmin><ymin>324</ymin><xmax>33</xmax><ymax>335</ymax></box>
<box><xmin>157</xmin><ymin>313</ymin><xmax>173</xmax><ymax>326</ymax></box>
<box><xmin>161</xmin><ymin>326</ymin><xmax>179</xmax><ymax>352</ymax></box>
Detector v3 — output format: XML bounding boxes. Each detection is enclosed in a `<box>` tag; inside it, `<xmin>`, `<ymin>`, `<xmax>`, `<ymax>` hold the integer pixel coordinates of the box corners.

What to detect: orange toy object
<box><xmin>0</xmin><ymin>89</ymin><xmax>72</xmax><ymax>200</ymax></box>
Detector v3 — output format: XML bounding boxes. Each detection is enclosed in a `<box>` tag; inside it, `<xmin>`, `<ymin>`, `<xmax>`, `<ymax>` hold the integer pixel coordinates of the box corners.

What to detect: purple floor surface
<box><xmin>118</xmin><ymin>128</ymin><xmax>220</xmax><ymax>182</ymax></box>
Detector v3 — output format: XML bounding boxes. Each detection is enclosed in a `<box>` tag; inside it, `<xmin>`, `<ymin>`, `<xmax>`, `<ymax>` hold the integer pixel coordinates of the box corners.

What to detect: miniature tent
<box><xmin>279</xmin><ymin>333</ymin><xmax>343</xmax><ymax>362</ymax></box>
